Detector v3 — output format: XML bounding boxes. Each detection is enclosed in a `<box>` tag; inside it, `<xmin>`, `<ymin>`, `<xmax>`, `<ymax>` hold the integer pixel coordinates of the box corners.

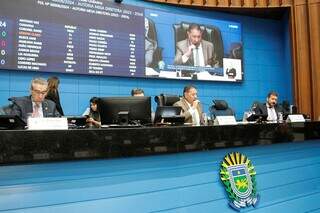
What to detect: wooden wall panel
<box><xmin>217</xmin><ymin>0</ymin><xmax>230</xmax><ymax>6</ymax></box>
<box><xmin>308</xmin><ymin>0</ymin><xmax>320</xmax><ymax>119</ymax></box>
<box><xmin>205</xmin><ymin>0</ymin><xmax>218</xmax><ymax>6</ymax></box>
<box><xmin>292</xmin><ymin>0</ymin><xmax>313</xmax><ymax>116</ymax></box>
<box><xmin>243</xmin><ymin>0</ymin><xmax>256</xmax><ymax>7</ymax></box>
<box><xmin>269</xmin><ymin>0</ymin><xmax>281</xmax><ymax>6</ymax></box>
<box><xmin>192</xmin><ymin>0</ymin><xmax>205</xmax><ymax>5</ymax></box>
<box><xmin>179</xmin><ymin>0</ymin><xmax>193</xmax><ymax>5</ymax></box>
<box><xmin>282</xmin><ymin>0</ymin><xmax>293</xmax><ymax>6</ymax></box>
<box><xmin>230</xmin><ymin>0</ymin><xmax>243</xmax><ymax>7</ymax></box>
<box><xmin>166</xmin><ymin>0</ymin><xmax>179</xmax><ymax>3</ymax></box>
<box><xmin>256</xmin><ymin>0</ymin><xmax>268</xmax><ymax>7</ymax></box>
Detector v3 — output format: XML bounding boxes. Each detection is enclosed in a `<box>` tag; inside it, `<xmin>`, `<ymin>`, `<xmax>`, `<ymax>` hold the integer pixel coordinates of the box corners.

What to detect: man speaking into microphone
<box><xmin>173</xmin><ymin>85</ymin><xmax>204</xmax><ymax>126</ymax></box>
<box><xmin>174</xmin><ymin>23</ymin><xmax>219</xmax><ymax>68</ymax></box>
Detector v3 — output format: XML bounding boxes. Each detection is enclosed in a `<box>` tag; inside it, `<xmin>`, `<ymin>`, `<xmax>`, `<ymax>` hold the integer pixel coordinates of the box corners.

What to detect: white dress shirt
<box><xmin>186</xmin><ymin>101</ymin><xmax>200</xmax><ymax>126</ymax></box>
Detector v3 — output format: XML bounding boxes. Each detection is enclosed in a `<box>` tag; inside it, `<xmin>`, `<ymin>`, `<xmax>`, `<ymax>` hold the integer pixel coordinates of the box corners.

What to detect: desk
<box><xmin>0</xmin><ymin>121</ymin><xmax>320</xmax><ymax>164</ymax></box>
<box><xmin>0</xmin><ymin>122</ymin><xmax>320</xmax><ymax>212</ymax></box>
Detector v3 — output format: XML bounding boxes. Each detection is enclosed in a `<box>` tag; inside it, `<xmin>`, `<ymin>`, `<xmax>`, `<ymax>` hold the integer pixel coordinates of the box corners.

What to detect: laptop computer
<box><xmin>66</xmin><ymin>116</ymin><xmax>87</xmax><ymax>128</ymax></box>
<box><xmin>154</xmin><ymin>106</ymin><xmax>184</xmax><ymax>125</ymax></box>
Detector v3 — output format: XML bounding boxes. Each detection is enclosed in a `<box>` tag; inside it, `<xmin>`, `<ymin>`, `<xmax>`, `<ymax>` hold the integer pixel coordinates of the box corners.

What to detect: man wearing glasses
<box><xmin>9</xmin><ymin>78</ymin><xmax>60</xmax><ymax>122</ymax></box>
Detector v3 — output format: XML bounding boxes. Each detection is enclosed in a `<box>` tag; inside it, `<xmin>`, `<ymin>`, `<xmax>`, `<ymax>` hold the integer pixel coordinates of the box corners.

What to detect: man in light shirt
<box><xmin>173</xmin><ymin>85</ymin><xmax>204</xmax><ymax>126</ymax></box>
<box><xmin>174</xmin><ymin>23</ymin><xmax>219</xmax><ymax>68</ymax></box>
<box><xmin>253</xmin><ymin>91</ymin><xmax>282</xmax><ymax>122</ymax></box>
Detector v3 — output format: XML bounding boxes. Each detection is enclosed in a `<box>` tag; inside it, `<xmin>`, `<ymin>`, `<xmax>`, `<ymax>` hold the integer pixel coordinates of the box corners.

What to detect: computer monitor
<box><xmin>0</xmin><ymin>115</ymin><xmax>26</xmax><ymax>129</ymax></box>
<box><xmin>154</xmin><ymin>106</ymin><xmax>184</xmax><ymax>124</ymax></box>
<box><xmin>99</xmin><ymin>96</ymin><xmax>151</xmax><ymax>125</ymax></box>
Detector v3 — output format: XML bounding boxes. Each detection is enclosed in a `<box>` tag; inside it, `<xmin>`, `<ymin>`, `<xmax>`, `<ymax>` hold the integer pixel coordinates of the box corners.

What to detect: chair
<box><xmin>145</xmin><ymin>17</ymin><xmax>163</xmax><ymax>69</ymax></box>
<box><xmin>209</xmin><ymin>100</ymin><xmax>234</xmax><ymax>119</ymax></box>
<box><xmin>173</xmin><ymin>22</ymin><xmax>224</xmax><ymax>67</ymax></box>
<box><xmin>154</xmin><ymin>94</ymin><xmax>180</xmax><ymax>106</ymax></box>
<box><xmin>229</xmin><ymin>42</ymin><xmax>243</xmax><ymax>59</ymax></box>
<box><xmin>0</xmin><ymin>104</ymin><xmax>13</xmax><ymax>115</ymax></box>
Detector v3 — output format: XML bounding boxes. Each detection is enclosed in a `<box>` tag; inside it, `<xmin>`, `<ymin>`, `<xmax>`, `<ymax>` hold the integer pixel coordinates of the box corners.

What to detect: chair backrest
<box><xmin>229</xmin><ymin>42</ymin><xmax>243</xmax><ymax>59</ymax></box>
<box><xmin>146</xmin><ymin>17</ymin><xmax>158</xmax><ymax>43</ymax></box>
<box><xmin>0</xmin><ymin>104</ymin><xmax>14</xmax><ymax>115</ymax></box>
<box><xmin>209</xmin><ymin>100</ymin><xmax>234</xmax><ymax>118</ymax></box>
<box><xmin>173</xmin><ymin>22</ymin><xmax>224</xmax><ymax>67</ymax></box>
<box><xmin>154</xmin><ymin>94</ymin><xmax>180</xmax><ymax>106</ymax></box>
<box><xmin>146</xmin><ymin>17</ymin><xmax>163</xmax><ymax>69</ymax></box>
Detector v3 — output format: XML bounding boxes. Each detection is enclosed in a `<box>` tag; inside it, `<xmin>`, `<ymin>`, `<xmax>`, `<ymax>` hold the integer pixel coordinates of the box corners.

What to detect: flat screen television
<box><xmin>99</xmin><ymin>96</ymin><xmax>151</xmax><ymax>125</ymax></box>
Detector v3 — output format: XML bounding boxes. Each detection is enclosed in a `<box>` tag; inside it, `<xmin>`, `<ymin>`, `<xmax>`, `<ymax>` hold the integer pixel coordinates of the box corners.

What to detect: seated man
<box><xmin>174</xmin><ymin>24</ymin><xmax>219</xmax><ymax>68</ymax></box>
<box><xmin>253</xmin><ymin>91</ymin><xmax>282</xmax><ymax>122</ymax></box>
<box><xmin>9</xmin><ymin>78</ymin><xmax>60</xmax><ymax>123</ymax></box>
<box><xmin>173</xmin><ymin>85</ymin><xmax>204</xmax><ymax>126</ymax></box>
<box><xmin>131</xmin><ymin>88</ymin><xmax>145</xmax><ymax>97</ymax></box>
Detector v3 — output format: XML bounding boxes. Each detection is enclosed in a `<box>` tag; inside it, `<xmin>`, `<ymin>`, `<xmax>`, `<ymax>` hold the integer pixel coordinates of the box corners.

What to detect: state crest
<box><xmin>220</xmin><ymin>152</ymin><xmax>259</xmax><ymax>211</ymax></box>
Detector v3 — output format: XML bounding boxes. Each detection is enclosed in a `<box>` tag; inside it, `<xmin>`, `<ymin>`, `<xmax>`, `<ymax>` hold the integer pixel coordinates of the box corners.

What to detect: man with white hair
<box><xmin>9</xmin><ymin>77</ymin><xmax>60</xmax><ymax>122</ymax></box>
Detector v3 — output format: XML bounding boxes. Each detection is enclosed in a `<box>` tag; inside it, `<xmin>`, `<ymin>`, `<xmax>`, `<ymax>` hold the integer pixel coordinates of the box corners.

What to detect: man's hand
<box><xmin>184</xmin><ymin>44</ymin><xmax>196</xmax><ymax>58</ymax></box>
<box><xmin>192</xmin><ymin>99</ymin><xmax>200</xmax><ymax>108</ymax></box>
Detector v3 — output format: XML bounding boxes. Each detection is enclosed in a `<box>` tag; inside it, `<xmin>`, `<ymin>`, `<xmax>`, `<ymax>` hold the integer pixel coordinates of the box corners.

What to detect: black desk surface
<box><xmin>0</xmin><ymin>121</ymin><xmax>319</xmax><ymax>164</ymax></box>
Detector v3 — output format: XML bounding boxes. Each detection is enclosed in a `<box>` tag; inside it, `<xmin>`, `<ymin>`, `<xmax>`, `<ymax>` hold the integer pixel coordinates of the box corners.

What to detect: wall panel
<box><xmin>308</xmin><ymin>0</ymin><xmax>320</xmax><ymax>119</ymax></box>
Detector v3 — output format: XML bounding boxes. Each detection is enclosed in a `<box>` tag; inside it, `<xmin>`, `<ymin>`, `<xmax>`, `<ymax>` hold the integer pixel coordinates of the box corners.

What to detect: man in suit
<box><xmin>9</xmin><ymin>78</ymin><xmax>60</xmax><ymax>123</ymax></box>
<box><xmin>253</xmin><ymin>91</ymin><xmax>282</xmax><ymax>121</ymax></box>
<box><xmin>173</xmin><ymin>85</ymin><xmax>204</xmax><ymax>126</ymax></box>
<box><xmin>174</xmin><ymin>24</ymin><xmax>219</xmax><ymax>68</ymax></box>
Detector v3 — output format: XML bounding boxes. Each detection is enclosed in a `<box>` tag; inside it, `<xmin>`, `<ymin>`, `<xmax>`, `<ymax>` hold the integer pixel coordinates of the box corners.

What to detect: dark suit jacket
<box><xmin>46</xmin><ymin>90</ymin><xmax>64</xmax><ymax>116</ymax></box>
<box><xmin>174</xmin><ymin>39</ymin><xmax>218</xmax><ymax>67</ymax></box>
<box><xmin>9</xmin><ymin>96</ymin><xmax>60</xmax><ymax>123</ymax></box>
<box><xmin>173</xmin><ymin>97</ymin><xmax>204</xmax><ymax>125</ymax></box>
<box><xmin>253</xmin><ymin>103</ymin><xmax>281</xmax><ymax>120</ymax></box>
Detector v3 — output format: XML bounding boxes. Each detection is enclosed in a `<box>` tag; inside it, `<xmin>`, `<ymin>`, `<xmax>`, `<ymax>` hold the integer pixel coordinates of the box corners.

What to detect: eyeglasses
<box><xmin>32</xmin><ymin>89</ymin><xmax>47</xmax><ymax>95</ymax></box>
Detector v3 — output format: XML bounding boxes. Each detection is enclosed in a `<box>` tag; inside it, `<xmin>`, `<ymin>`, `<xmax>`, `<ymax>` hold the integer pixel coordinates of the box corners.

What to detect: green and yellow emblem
<box><xmin>220</xmin><ymin>152</ymin><xmax>259</xmax><ymax>211</ymax></box>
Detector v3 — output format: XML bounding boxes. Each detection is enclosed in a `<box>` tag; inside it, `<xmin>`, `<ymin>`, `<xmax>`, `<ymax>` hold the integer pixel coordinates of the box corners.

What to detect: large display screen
<box><xmin>0</xmin><ymin>0</ymin><xmax>243</xmax><ymax>82</ymax></box>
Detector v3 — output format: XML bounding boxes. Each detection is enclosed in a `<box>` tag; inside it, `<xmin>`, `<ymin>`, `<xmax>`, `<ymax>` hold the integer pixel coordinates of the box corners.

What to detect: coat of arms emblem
<box><xmin>220</xmin><ymin>152</ymin><xmax>259</xmax><ymax>211</ymax></box>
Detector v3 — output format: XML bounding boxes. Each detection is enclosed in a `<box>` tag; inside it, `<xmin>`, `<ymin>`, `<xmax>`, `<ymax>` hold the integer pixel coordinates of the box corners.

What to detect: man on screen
<box><xmin>174</xmin><ymin>24</ymin><xmax>219</xmax><ymax>67</ymax></box>
<box><xmin>9</xmin><ymin>78</ymin><xmax>60</xmax><ymax>123</ymax></box>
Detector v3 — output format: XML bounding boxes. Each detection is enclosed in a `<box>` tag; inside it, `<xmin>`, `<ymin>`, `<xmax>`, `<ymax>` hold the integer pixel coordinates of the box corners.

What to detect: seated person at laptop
<box><xmin>84</xmin><ymin>97</ymin><xmax>101</xmax><ymax>128</ymax></box>
<box><xmin>253</xmin><ymin>91</ymin><xmax>282</xmax><ymax>122</ymax></box>
<box><xmin>173</xmin><ymin>85</ymin><xmax>204</xmax><ymax>126</ymax></box>
<box><xmin>9</xmin><ymin>78</ymin><xmax>60</xmax><ymax>123</ymax></box>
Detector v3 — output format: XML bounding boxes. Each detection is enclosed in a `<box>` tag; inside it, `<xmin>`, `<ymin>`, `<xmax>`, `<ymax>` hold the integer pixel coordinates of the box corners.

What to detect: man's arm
<box><xmin>173</xmin><ymin>101</ymin><xmax>192</xmax><ymax>122</ymax></box>
<box><xmin>203</xmin><ymin>40</ymin><xmax>220</xmax><ymax>68</ymax></box>
<box><xmin>174</xmin><ymin>40</ymin><xmax>194</xmax><ymax>65</ymax></box>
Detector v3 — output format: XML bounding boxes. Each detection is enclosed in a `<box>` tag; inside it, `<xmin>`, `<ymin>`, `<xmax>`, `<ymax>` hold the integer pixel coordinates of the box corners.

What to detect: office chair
<box><xmin>154</xmin><ymin>94</ymin><xmax>180</xmax><ymax>106</ymax></box>
<box><xmin>145</xmin><ymin>17</ymin><xmax>163</xmax><ymax>69</ymax></box>
<box><xmin>229</xmin><ymin>42</ymin><xmax>243</xmax><ymax>59</ymax></box>
<box><xmin>173</xmin><ymin>22</ymin><xmax>224</xmax><ymax>67</ymax></box>
<box><xmin>209</xmin><ymin>100</ymin><xmax>234</xmax><ymax>119</ymax></box>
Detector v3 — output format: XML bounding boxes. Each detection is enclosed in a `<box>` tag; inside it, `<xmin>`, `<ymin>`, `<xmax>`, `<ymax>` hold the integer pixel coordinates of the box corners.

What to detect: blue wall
<box><xmin>0</xmin><ymin>1</ymin><xmax>293</xmax><ymax>119</ymax></box>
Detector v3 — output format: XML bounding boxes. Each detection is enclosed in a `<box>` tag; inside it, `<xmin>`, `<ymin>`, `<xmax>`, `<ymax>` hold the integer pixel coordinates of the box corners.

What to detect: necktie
<box><xmin>194</xmin><ymin>48</ymin><xmax>200</xmax><ymax>66</ymax></box>
<box><xmin>33</xmin><ymin>104</ymin><xmax>40</xmax><ymax>118</ymax></box>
